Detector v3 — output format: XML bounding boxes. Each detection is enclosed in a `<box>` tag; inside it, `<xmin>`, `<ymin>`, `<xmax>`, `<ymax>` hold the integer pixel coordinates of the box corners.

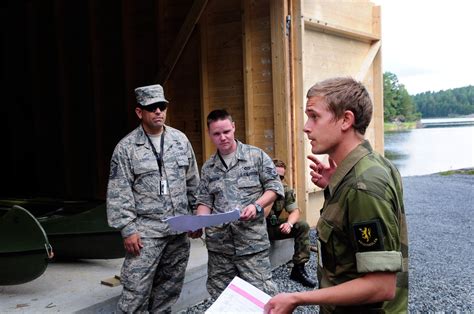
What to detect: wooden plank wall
<box><xmin>157</xmin><ymin>0</ymin><xmax>204</xmax><ymax>166</ymax></box>
<box><xmin>200</xmin><ymin>0</ymin><xmax>246</xmax><ymax>160</ymax></box>
<box><xmin>200</xmin><ymin>0</ymin><xmax>274</xmax><ymax>160</ymax></box>
<box><xmin>242</xmin><ymin>0</ymin><xmax>274</xmax><ymax>155</ymax></box>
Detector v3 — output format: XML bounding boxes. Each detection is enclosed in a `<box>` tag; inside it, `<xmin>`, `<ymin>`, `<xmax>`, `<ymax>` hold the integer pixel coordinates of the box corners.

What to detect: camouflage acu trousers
<box><xmin>267</xmin><ymin>221</ymin><xmax>311</xmax><ymax>264</ymax></box>
<box><xmin>117</xmin><ymin>233</ymin><xmax>190</xmax><ymax>313</ymax></box>
<box><xmin>207</xmin><ymin>249</ymin><xmax>278</xmax><ymax>299</ymax></box>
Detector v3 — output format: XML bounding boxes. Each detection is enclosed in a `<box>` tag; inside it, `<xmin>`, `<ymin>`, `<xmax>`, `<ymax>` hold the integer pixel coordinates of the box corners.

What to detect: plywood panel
<box><xmin>292</xmin><ymin>0</ymin><xmax>382</xmax><ymax>226</ymax></box>
<box><xmin>302</xmin><ymin>0</ymin><xmax>374</xmax><ymax>34</ymax></box>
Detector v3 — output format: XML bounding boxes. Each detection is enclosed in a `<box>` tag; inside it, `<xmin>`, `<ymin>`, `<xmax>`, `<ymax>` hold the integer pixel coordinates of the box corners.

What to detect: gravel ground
<box><xmin>183</xmin><ymin>171</ymin><xmax>474</xmax><ymax>313</ymax></box>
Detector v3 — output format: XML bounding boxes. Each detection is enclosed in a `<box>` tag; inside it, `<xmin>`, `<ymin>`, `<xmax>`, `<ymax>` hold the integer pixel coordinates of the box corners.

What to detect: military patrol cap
<box><xmin>134</xmin><ymin>84</ymin><xmax>169</xmax><ymax>107</ymax></box>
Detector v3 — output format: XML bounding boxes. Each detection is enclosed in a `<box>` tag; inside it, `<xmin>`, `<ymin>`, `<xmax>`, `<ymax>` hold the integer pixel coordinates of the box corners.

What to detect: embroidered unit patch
<box><xmin>353</xmin><ymin>220</ymin><xmax>384</xmax><ymax>252</ymax></box>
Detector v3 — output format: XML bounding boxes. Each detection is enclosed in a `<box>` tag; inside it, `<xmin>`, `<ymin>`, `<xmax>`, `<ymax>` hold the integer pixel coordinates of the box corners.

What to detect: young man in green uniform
<box><xmin>266</xmin><ymin>159</ymin><xmax>316</xmax><ymax>288</ymax></box>
<box><xmin>264</xmin><ymin>77</ymin><xmax>408</xmax><ymax>313</ymax></box>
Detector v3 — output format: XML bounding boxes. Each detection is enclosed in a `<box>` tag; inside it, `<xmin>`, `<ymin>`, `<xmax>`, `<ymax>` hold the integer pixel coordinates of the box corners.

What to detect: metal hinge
<box><xmin>286</xmin><ymin>15</ymin><xmax>291</xmax><ymax>36</ymax></box>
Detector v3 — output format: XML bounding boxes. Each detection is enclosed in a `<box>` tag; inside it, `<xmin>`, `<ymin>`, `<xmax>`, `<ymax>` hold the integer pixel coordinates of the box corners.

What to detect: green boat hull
<box><xmin>40</xmin><ymin>203</ymin><xmax>125</xmax><ymax>259</ymax></box>
<box><xmin>0</xmin><ymin>199</ymin><xmax>124</xmax><ymax>260</ymax></box>
<box><xmin>0</xmin><ymin>205</ymin><xmax>51</xmax><ymax>285</ymax></box>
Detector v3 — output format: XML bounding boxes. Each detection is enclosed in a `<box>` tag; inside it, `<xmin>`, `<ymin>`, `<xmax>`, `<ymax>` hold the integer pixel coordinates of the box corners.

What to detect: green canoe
<box><xmin>0</xmin><ymin>205</ymin><xmax>53</xmax><ymax>285</ymax></box>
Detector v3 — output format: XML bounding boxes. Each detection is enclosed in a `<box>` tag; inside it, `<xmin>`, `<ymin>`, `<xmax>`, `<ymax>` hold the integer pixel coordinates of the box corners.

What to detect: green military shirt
<box><xmin>196</xmin><ymin>140</ymin><xmax>284</xmax><ymax>256</ymax></box>
<box><xmin>316</xmin><ymin>140</ymin><xmax>408</xmax><ymax>313</ymax></box>
<box><xmin>268</xmin><ymin>184</ymin><xmax>298</xmax><ymax>224</ymax></box>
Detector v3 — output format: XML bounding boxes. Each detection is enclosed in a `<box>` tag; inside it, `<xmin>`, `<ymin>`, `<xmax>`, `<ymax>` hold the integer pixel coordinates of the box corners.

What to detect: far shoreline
<box><xmin>384</xmin><ymin>114</ymin><xmax>474</xmax><ymax>132</ymax></box>
<box><xmin>401</xmin><ymin>168</ymin><xmax>474</xmax><ymax>178</ymax></box>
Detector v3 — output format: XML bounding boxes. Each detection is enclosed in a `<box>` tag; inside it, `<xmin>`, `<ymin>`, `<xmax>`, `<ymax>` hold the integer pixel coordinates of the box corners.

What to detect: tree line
<box><xmin>383</xmin><ymin>72</ymin><xmax>474</xmax><ymax>121</ymax></box>
<box><xmin>412</xmin><ymin>85</ymin><xmax>474</xmax><ymax>118</ymax></box>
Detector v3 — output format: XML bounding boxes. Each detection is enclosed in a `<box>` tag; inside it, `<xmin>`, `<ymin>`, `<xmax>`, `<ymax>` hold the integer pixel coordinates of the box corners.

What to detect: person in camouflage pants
<box><xmin>266</xmin><ymin>159</ymin><xmax>316</xmax><ymax>288</ymax></box>
<box><xmin>107</xmin><ymin>84</ymin><xmax>199</xmax><ymax>313</ymax></box>
<box><xmin>190</xmin><ymin>109</ymin><xmax>284</xmax><ymax>299</ymax></box>
<box><xmin>265</xmin><ymin>77</ymin><xmax>408</xmax><ymax>314</ymax></box>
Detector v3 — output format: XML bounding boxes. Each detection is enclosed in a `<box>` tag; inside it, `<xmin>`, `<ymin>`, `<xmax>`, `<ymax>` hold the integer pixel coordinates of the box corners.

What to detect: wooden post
<box><xmin>270</xmin><ymin>0</ymin><xmax>293</xmax><ymax>182</ymax></box>
<box><xmin>199</xmin><ymin>10</ymin><xmax>213</xmax><ymax>163</ymax></box>
<box><xmin>372</xmin><ymin>5</ymin><xmax>384</xmax><ymax>154</ymax></box>
<box><xmin>242</xmin><ymin>0</ymin><xmax>255</xmax><ymax>145</ymax></box>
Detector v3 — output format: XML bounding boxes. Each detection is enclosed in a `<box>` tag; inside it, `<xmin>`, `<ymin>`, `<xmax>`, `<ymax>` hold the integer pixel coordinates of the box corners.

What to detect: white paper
<box><xmin>164</xmin><ymin>209</ymin><xmax>240</xmax><ymax>232</ymax></box>
<box><xmin>205</xmin><ymin>276</ymin><xmax>271</xmax><ymax>314</ymax></box>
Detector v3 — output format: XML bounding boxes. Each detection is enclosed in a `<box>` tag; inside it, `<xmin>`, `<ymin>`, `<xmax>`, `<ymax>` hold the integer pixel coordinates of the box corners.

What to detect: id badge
<box><xmin>160</xmin><ymin>180</ymin><xmax>169</xmax><ymax>195</ymax></box>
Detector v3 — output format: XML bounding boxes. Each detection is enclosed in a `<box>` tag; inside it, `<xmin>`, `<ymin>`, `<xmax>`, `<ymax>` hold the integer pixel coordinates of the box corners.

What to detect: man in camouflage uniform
<box><xmin>107</xmin><ymin>84</ymin><xmax>199</xmax><ymax>313</ymax></box>
<box><xmin>190</xmin><ymin>109</ymin><xmax>284</xmax><ymax>299</ymax></box>
<box><xmin>266</xmin><ymin>159</ymin><xmax>316</xmax><ymax>288</ymax></box>
<box><xmin>265</xmin><ymin>77</ymin><xmax>408</xmax><ymax>314</ymax></box>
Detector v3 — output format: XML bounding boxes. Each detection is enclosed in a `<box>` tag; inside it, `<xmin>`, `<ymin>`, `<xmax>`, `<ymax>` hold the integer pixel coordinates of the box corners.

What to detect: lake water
<box><xmin>384</xmin><ymin>119</ymin><xmax>474</xmax><ymax>177</ymax></box>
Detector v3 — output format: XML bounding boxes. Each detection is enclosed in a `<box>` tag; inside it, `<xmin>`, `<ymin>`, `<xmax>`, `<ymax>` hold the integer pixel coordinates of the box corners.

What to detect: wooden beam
<box><xmin>291</xmin><ymin>0</ymin><xmax>310</xmax><ymax>220</ymax></box>
<box><xmin>304</xmin><ymin>17</ymin><xmax>380</xmax><ymax>43</ymax></box>
<box><xmin>371</xmin><ymin>5</ymin><xmax>384</xmax><ymax>154</ymax></box>
<box><xmin>355</xmin><ymin>40</ymin><xmax>381</xmax><ymax>81</ymax></box>
<box><xmin>157</xmin><ymin>0</ymin><xmax>208</xmax><ymax>85</ymax></box>
<box><xmin>199</xmin><ymin>11</ymin><xmax>213</xmax><ymax>162</ymax></box>
<box><xmin>270</xmin><ymin>0</ymin><xmax>292</xmax><ymax>178</ymax></box>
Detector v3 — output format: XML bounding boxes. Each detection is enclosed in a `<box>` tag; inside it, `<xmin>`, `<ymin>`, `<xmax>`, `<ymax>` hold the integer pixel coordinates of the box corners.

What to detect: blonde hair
<box><xmin>307</xmin><ymin>77</ymin><xmax>373</xmax><ymax>135</ymax></box>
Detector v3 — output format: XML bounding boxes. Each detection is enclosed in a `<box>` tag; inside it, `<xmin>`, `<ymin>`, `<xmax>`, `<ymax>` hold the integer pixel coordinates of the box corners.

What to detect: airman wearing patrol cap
<box><xmin>107</xmin><ymin>83</ymin><xmax>199</xmax><ymax>313</ymax></box>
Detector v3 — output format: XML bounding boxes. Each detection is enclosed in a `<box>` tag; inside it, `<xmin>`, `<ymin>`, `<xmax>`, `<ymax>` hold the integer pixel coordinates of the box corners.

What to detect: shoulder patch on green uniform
<box><xmin>353</xmin><ymin>220</ymin><xmax>384</xmax><ymax>252</ymax></box>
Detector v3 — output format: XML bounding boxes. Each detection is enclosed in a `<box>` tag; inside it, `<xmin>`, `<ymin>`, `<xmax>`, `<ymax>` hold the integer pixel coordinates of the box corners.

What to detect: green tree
<box><xmin>383</xmin><ymin>72</ymin><xmax>420</xmax><ymax>121</ymax></box>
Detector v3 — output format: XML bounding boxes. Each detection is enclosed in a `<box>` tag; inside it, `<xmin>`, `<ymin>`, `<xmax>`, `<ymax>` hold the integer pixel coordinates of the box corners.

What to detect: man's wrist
<box><xmin>287</xmin><ymin>222</ymin><xmax>293</xmax><ymax>228</ymax></box>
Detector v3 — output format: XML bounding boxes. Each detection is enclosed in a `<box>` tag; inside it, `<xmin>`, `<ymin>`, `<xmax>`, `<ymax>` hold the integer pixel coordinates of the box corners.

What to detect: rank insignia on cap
<box><xmin>353</xmin><ymin>220</ymin><xmax>384</xmax><ymax>252</ymax></box>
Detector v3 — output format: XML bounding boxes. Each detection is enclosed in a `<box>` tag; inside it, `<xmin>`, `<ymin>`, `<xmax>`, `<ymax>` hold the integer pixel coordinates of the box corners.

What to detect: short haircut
<box><xmin>307</xmin><ymin>77</ymin><xmax>373</xmax><ymax>135</ymax></box>
<box><xmin>206</xmin><ymin>109</ymin><xmax>233</xmax><ymax>128</ymax></box>
<box><xmin>272</xmin><ymin>159</ymin><xmax>287</xmax><ymax>169</ymax></box>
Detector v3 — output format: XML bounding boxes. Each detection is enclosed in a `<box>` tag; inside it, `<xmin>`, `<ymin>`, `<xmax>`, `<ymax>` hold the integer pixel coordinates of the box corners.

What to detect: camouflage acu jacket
<box><xmin>107</xmin><ymin>125</ymin><xmax>199</xmax><ymax>238</ymax></box>
<box><xmin>196</xmin><ymin>140</ymin><xmax>284</xmax><ymax>256</ymax></box>
<box><xmin>317</xmin><ymin>140</ymin><xmax>408</xmax><ymax>313</ymax></box>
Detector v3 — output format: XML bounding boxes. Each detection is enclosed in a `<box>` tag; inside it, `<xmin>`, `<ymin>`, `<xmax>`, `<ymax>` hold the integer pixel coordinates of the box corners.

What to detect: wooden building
<box><xmin>2</xmin><ymin>0</ymin><xmax>382</xmax><ymax>226</ymax></box>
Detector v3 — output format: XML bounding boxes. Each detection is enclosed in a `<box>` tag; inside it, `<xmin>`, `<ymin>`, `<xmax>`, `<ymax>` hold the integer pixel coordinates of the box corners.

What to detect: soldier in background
<box><xmin>107</xmin><ymin>84</ymin><xmax>199</xmax><ymax>313</ymax></box>
<box><xmin>266</xmin><ymin>159</ymin><xmax>316</xmax><ymax>288</ymax></box>
<box><xmin>190</xmin><ymin>109</ymin><xmax>284</xmax><ymax>299</ymax></box>
<box><xmin>265</xmin><ymin>77</ymin><xmax>408</xmax><ymax>313</ymax></box>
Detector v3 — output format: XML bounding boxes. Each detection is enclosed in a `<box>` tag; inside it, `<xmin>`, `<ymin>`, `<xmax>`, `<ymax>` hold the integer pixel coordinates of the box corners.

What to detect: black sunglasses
<box><xmin>141</xmin><ymin>102</ymin><xmax>167</xmax><ymax>112</ymax></box>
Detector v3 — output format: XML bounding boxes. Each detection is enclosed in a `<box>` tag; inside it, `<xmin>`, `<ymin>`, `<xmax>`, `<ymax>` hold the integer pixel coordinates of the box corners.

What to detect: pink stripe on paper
<box><xmin>228</xmin><ymin>283</ymin><xmax>265</xmax><ymax>309</ymax></box>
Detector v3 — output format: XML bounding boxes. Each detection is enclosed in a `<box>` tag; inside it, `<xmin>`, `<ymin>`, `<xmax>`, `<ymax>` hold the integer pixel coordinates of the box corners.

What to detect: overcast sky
<box><xmin>372</xmin><ymin>0</ymin><xmax>474</xmax><ymax>95</ymax></box>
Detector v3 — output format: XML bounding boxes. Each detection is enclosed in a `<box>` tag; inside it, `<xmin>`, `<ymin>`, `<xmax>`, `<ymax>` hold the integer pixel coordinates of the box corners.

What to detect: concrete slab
<box><xmin>0</xmin><ymin>237</ymin><xmax>292</xmax><ymax>313</ymax></box>
<box><xmin>0</xmin><ymin>258</ymin><xmax>123</xmax><ymax>313</ymax></box>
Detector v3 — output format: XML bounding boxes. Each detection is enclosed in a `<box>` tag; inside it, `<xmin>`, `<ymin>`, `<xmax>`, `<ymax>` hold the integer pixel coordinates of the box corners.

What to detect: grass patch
<box><xmin>384</xmin><ymin>150</ymin><xmax>408</xmax><ymax>161</ymax></box>
<box><xmin>439</xmin><ymin>169</ymin><xmax>474</xmax><ymax>176</ymax></box>
<box><xmin>384</xmin><ymin>121</ymin><xmax>418</xmax><ymax>132</ymax></box>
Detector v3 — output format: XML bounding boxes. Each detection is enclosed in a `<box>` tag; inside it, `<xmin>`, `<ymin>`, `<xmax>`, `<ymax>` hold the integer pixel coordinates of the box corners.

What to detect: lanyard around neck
<box><xmin>143</xmin><ymin>127</ymin><xmax>165</xmax><ymax>176</ymax></box>
<box><xmin>217</xmin><ymin>151</ymin><xmax>228</xmax><ymax>169</ymax></box>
